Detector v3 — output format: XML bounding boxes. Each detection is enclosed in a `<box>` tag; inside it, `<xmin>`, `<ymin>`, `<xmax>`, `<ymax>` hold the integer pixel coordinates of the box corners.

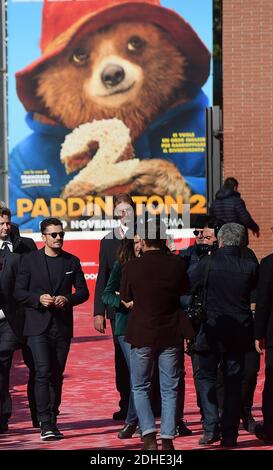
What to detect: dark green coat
<box><xmin>102</xmin><ymin>260</ymin><xmax>131</xmax><ymax>336</ymax></box>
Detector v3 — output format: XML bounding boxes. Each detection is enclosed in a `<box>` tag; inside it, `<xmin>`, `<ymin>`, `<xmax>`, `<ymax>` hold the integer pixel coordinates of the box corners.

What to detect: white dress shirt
<box><xmin>0</xmin><ymin>238</ymin><xmax>13</xmax><ymax>319</ymax></box>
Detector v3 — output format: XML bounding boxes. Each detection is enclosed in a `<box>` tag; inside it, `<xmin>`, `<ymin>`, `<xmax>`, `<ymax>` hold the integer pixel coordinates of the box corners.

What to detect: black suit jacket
<box><xmin>0</xmin><ymin>251</ymin><xmax>24</xmax><ymax>340</ymax></box>
<box><xmin>94</xmin><ymin>232</ymin><xmax>121</xmax><ymax>319</ymax></box>
<box><xmin>191</xmin><ymin>246</ymin><xmax>258</xmax><ymax>352</ymax></box>
<box><xmin>10</xmin><ymin>230</ymin><xmax>37</xmax><ymax>255</ymax></box>
<box><xmin>255</xmin><ymin>254</ymin><xmax>273</xmax><ymax>347</ymax></box>
<box><xmin>14</xmin><ymin>248</ymin><xmax>89</xmax><ymax>339</ymax></box>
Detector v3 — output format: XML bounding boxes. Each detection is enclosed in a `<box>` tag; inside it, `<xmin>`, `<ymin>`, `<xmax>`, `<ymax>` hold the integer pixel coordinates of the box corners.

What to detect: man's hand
<box><xmin>255</xmin><ymin>338</ymin><xmax>266</xmax><ymax>354</ymax></box>
<box><xmin>251</xmin><ymin>303</ymin><xmax>256</xmax><ymax>317</ymax></box>
<box><xmin>54</xmin><ymin>295</ymin><xmax>69</xmax><ymax>308</ymax></box>
<box><xmin>94</xmin><ymin>315</ymin><xmax>106</xmax><ymax>334</ymax></box>
<box><xmin>121</xmin><ymin>300</ymin><xmax>134</xmax><ymax>309</ymax></box>
<box><xmin>40</xmin><ymin>294</ymin><xmax>55</xmax><ymax>308</ymax></box>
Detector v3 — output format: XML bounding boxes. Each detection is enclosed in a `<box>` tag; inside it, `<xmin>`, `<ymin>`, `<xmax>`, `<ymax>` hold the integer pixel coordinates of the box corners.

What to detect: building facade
<box><xmin>223</xmin><ymin>0</ymin><xmax>273</xmax><ymax>259</ymax></box>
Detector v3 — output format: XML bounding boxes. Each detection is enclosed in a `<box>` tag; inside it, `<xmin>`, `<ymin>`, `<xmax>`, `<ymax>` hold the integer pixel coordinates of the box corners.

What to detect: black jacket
<box><xmin>210</xmin><ymin>189</ymin><xmax>259</xmax><ymax>233</ymax></box>
<box><xmin>94</xmin><ymin>233</ymin><xmax>121</xmax><ymax>319</ymax></box>
<box><xmin>191</xmin><ymin>246</ymin><xmax>259</xmax><ymax>352</ymax></box>
<box><xmin>255</xmin><ymin>254</ymin><xmax>273</xmax><ymax>347</ymax></box>
<box><xmin>10</xmin><ymin>229</ymin><xmax>37</xmax><ymax>255</ymax></box>
<box><xmin>14</xmin><ymin>248</ymin><xmax>89</xmax><ymax>339</ymax></box>
<box><xmin>0</xmin><ymin>251</ymin><xmax>24</xmax><ymax>340</ymax></box>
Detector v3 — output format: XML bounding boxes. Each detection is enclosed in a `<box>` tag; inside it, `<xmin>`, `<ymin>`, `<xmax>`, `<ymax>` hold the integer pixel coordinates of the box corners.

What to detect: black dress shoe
<box><xmin>0</xmin><ymin>422</ymin><xmax>8</xmax><ymax>434</ymax></box>
<box><xmin>241</xmin><ymin>412</ymin><xmax>257</xmax><ymax>433</ymax></box>
<box><xmin>52</xmin><ymin>425</ymin><xmax>64</xmax><ymax>439</ymax></box>
<box><xmin>113</xmin><ymin>409</ymin><xmax>127</xmax><ymax>421</ymax></box>
<box><xmin>118</xmin><ymin>423</ymin><xmax>137</xmax><ymax>439</ymax></box>
<box><xmin>255</xmin><ymin>423</ymin><xmax>273</xmax><ymax>444</ymax></box>
<box><xmin>40</xmin><ymin>422</ymin><xmax>57</xmax><ymax>441</ymax></box>
<box><xmin>199</xmin><ymin>433</ymin><xmax>220</xmax><ymax>445</ymax></box>
<box><xmin>221</xmin><ymin>438</ymin><xmax>237</xmax><ymax>447</ymax></box>
<box><xmin>176</xmin><ymin>420</ymin><xmax>192</xmax><ymax>436</ymax></box>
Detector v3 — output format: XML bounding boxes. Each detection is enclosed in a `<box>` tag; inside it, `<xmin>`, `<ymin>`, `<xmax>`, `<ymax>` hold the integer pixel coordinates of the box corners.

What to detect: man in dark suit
<box><xmin>0</xmin><ymin>250</ymin><xmax>22</xmax><ymax>433</ymax></box>
<box><xmin>254</xmin><ymin>250</ymin><xmax>273</xmax><ymax>444</ymax></box>
<box><xmin>0</xmin><ymin>205</ymin><xmax>38</xmax><ymax>428</ymax></box>
<box><xmin>199</xmin><ymin>218</ymin><xmax>260</xmax><ymax>434</ymax></box>
<box><xmin>94</xmin><ymin>194</ymin><xmax>134</xmax><ymax>420</ymax></box>
<box><xmin>14</xmin><ymin>217</ymin><xmax>89</xmax><ymax>440</ymax></box>
<box><xmin>191</xmin><ymin>223</ymin><xmax>258</xmax><ymax>447</ymax></box>
<box><xmin>0</xmin><ymin>206</ymin><xmax>38</xmax><ymax>427</ymax></box>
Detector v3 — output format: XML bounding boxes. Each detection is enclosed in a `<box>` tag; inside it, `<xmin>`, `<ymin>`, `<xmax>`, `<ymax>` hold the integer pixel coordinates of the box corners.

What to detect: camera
<box><xmin>186</xmin><ymin>292</ymin><xmax>207</xmax><ymax>332</ymax></box>
<box><xmin>196</xmin><ymin>241</ymin><xmax>218</xmax><ymax>257</ymax></box>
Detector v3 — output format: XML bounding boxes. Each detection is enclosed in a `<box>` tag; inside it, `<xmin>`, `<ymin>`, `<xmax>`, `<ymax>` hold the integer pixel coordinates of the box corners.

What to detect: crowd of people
<box><xmin>0</xmin><ymin>178</ymin><xmax>273</xmax><ymax>450</ymax></box>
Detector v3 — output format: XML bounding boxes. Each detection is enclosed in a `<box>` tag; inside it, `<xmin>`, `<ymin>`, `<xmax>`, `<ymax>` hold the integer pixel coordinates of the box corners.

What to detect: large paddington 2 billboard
<box><xmin>8</xmin><ymin>0</ymin><xmax>213</xmax><ymax>233</ymax></box>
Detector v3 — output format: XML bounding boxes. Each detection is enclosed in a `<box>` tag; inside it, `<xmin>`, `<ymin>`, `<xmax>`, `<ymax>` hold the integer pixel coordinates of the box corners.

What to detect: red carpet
<box><xmin>1</xmin><ymin>305</ymin><xmax>272</xmax><ymax>451</ymax></box>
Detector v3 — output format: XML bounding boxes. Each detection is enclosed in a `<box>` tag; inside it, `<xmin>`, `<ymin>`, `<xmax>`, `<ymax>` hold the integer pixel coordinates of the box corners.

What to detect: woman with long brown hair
<box><xmin>102</xmin><ymin>235</ymin><xmax>141</xmax><ymax>439</ymax></box>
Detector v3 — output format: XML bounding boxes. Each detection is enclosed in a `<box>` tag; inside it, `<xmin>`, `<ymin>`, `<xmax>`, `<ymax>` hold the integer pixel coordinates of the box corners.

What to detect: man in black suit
<box><xmin>0</xmin><ymin>206</ymin><xmax>38</xmax><ymax>427</ymax></box>
<box><xmin>254</xmin><ymin>249</ymin><xmax>273</xmax><ymax>444</ymax></box>
<box><xmin>94</xmin><ymin>194</ymin><xmax>133</xmax><ymax>420</ymax></box>
<box><xmin>14</xmin><ymin>217</ymin><xmax>89</xmax><ymax>440</ymax></box>
<box><xmin>0</xmin><ymin>250</ymin><xmax>22</xmax><ymax>433</ymax></box>
<box><xmin>0</xmin><ymin>205</ymin><xmax>38</xmax><ymax>428</ymax></box>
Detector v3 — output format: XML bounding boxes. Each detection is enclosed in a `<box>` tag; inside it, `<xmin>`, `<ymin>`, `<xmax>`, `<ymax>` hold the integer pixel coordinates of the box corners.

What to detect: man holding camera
<box><xmin>191</xmin><ymin>223</ymin><xmax>258</xmax><ymax>447</ymax></box>
<box><xmin>175</xmin><ymin>220</ymin><xmax>208</xmax><ymax>437</ymax></box>
<box><xmin>180</xmin><ymin>218</ymin><xmax>221</xmax><ymax>423</ymax></box>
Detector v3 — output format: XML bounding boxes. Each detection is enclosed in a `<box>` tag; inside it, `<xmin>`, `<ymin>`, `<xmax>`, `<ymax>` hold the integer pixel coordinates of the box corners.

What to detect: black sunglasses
<box><xmin>193</xmin><ymin>229</ymin><xmax>204</xmax><ymax>237</ymax></box>
<box><xmin>43</xmin><ymin>231</ymin><xmax>65</xmax><ymax>239</ymax></box>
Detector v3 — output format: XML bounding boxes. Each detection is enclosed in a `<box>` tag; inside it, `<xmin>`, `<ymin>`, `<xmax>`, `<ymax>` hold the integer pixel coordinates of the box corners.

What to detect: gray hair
<box><xmin>217</xmin><ymin>223</ymin><xmax>246</xmax><ymax>247</ymax></box>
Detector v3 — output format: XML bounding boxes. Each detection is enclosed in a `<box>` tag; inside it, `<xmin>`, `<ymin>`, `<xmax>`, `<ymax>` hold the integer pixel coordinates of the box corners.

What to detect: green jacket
<box><xmin>102</xmin><ymin>260</ymin><xmax>131</xmax><ymax>336</ymax></box>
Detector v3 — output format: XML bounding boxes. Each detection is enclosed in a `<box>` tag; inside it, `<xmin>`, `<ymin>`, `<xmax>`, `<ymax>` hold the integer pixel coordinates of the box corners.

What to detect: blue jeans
<box><xmin>118</xmin><ymin>336</ymin><xmax>138</xmax><ymax>425</ymax></box>
<box><xmin>130</xmin><ymin>346</ymin><xmax>180</xmax><ymax>438</ymax></box>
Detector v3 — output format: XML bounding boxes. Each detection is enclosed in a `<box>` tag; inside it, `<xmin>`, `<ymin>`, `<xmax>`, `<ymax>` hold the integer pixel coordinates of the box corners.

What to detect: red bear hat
<box><xmin>16</xmin><ymin>0</ymin><xmax>211</xmax><ymax>113</ymax></box>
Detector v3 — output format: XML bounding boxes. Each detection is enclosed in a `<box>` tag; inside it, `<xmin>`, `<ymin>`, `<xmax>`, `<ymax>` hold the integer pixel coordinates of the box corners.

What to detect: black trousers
<box><xmin>176</xmin><ymin>348</ymin><xmax>185</xmax><ymax>422</ymax></box>
<box><xmin>0</xmin><ymin>319</ymin><xmax>19</xmax><ymax>424</ymax></box>
<box><xmin>241</xmin><ymin>350</ymin><xmax>260</xmax><ymax>412</ymax></box>
<box><xmin>262</xmin><ymin>348</ymin><xmax>273</xmax><ymax>438</ymax></box>
<box><xmin>190</xmin><ymin>352</ymin><xmax>203</xmax><ymax>418</ymax></box>
<box><xmin>21</xmin><ymin>345</ymin><xmax>37</xmax><ymax>424</ymax></box>
<box><xmin>217</xmin><ymin>350</ymin><xmax>260</xmax><ymax>413</ymax></box>
<box><xmin>27</xmin><ymin>318</ymin><xmax>70</xmax><ymax>424</ymax></box>
<box><xmin>199</xmin><ymin>351</ymin><xmax>244</xmax><ymax>439</ymax></box>
<box><xmin>110</xmin><ymin>319</ymin><xmax>130</xmax><ymax>413</ymax></box>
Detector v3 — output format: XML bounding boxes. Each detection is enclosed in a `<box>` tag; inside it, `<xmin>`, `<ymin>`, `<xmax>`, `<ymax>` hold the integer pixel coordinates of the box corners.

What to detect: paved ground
<box><xmin>0</xmin><ymin>305</ymin><xmax>271</xmax><ymax>451</ymax></box>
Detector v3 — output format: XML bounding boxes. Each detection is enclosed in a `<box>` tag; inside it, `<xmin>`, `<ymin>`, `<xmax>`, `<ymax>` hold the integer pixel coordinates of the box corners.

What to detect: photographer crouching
<box><xmin>190</xmin><ymin>223</ymin><xmax>258</xmax><ymax>447</ymax></box>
